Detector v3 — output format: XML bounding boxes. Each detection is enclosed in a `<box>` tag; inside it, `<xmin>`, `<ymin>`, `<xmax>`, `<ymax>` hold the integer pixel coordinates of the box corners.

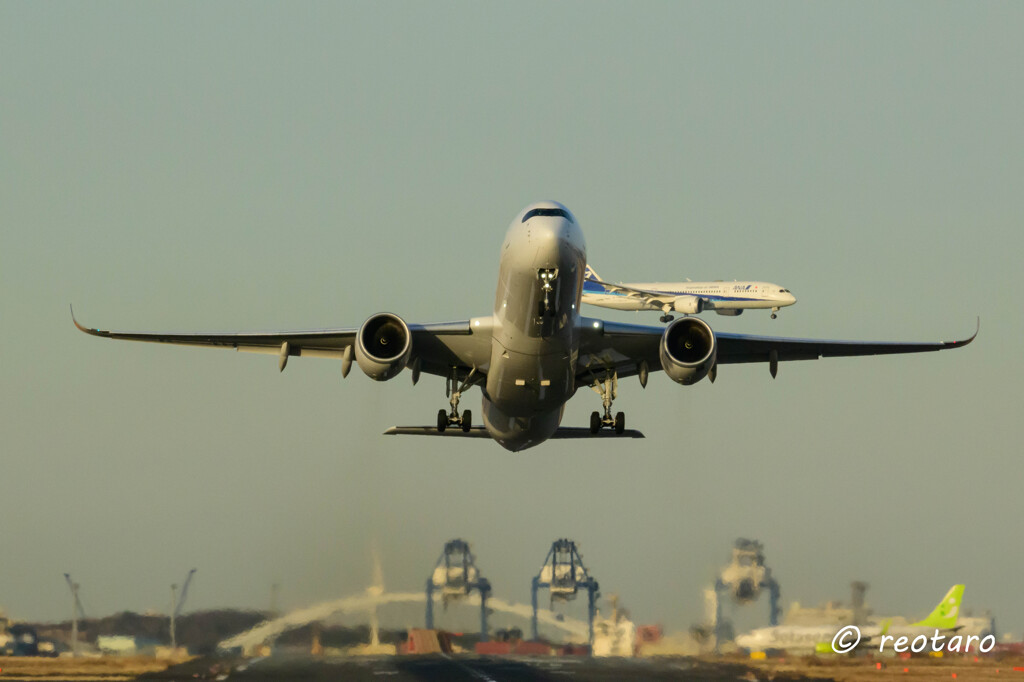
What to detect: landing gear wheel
<box><xmin>771</xmin><ymin>313</ymin><xmax>777</xmax><ymax>319</ymax></box>
<box><xmin>439</xmin><ymin>366</ymin><xmax>478</xmax><ymax>434</ymax></box>
<box><xmin>614</xmin><ymin>411</ymin><xmax>625</xmax><ymax>434</ymax></box>
<box><xmin>590</xmin><ymin>411</ymin><xmax>601</xmax><ymax>434</ymax></box>
<box><xmin>659</xmin><ymin>314</ymin><xmax>674</xmax><ymax>323</ymax></box>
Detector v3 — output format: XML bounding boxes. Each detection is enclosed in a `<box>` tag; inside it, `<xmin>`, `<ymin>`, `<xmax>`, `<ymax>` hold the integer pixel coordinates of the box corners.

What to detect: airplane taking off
<box><xmin>74</xmin><ymin>200</ymin><xmax>976</xmax><ymax>452</ymax></box>
<box><xmin>582</xmin><ymin>265</ymin><xmax>797</xmax><ymax>322</ymax></box>
<box><xmin>735</xmin><ymin>584</ymin><xmax>965</xmax><ymax>654</ymax></box>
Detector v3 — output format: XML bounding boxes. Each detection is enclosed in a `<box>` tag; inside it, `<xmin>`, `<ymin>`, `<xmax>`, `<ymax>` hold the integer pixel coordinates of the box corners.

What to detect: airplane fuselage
<box><xmin>736</xmin><ymin>623</ymin><xmax>962</xmax><ymax>653</ymax></box>
<box><xmin>583</xmin><ymin>280</ymin><xmax>795</xmax><ymax>312</ymax></box>
<box><xmin>482</xmin><ymin>202</ymin><xmax>586</xmax><ymax>451</ymax></box>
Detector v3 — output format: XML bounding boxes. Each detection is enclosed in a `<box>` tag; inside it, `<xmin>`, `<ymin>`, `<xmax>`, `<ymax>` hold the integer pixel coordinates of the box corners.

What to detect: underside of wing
<box><xmin>576</xmin><ymin>320</ymin><xmax>663</xmax><ymax>381</ymax></box>
<box><xmin>715</xmin><ymin>320</ymin><xmax>978</xmax><ymax>364</ymax></box>
<box><xmin>576</xmin><ymin>318</ymin><xmax>978</xmax><ymax>382</ymax></box>
<box><xmin>74</xmin><ymin>309</ymin><xmax>359</xmax><ymax>357</ymax></box>
<box><xmin>72</xmin><ymin>307</ymin><xmax>491</xmax><ymax>379</ymax></box>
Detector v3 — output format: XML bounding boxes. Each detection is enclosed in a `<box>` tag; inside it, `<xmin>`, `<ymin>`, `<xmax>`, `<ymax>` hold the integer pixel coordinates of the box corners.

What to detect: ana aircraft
<box><xmin>582</xmin><ymin>265</ymin><xmax>797</xmax><ymax>322</ymax></box>
<box><xmin>735</xmin><ymin>584</ymin><xmax>965</xmax><ymax>654</ymax></box>
<box><xmin>74</xmin><ymin>201</ymin><xmax>976</xmax><ymax>451</ymax></box>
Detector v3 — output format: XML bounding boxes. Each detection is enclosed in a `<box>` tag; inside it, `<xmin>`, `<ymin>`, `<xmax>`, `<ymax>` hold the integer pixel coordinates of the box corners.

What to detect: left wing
<box><xmin>585</xmin><ymin>277</ymin><xmax>676</xmax><ymax>307</ymax></box>
<box><xmin>577</xmin><ymin>318</ymin><xmax>978</xmax><ymax>381</ymax></box>
<box><xmin>72</xmin><ymin>308</ymin><xmax>492</xmax><ymax>379</ymax></box>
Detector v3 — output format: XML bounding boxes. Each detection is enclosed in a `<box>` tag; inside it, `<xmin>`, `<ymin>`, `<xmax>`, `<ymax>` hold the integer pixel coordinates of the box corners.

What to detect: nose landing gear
<box><xmin>771</xmin><ymin>306</ymin><xmax>780</xmax><ymax>320</ymax></box>
<box><xmin>588</xmin><ymin>371</ymin><xmax>625</xmax><ymax>435</ymax></box>
<box><xmin>537</xmin><ymin>269</ymin><xmax>559</xmax><ymax>314</ymax></box>
<box><xmin>436</xmin><ymin>367</ymin><xmax>477</xmax><ymax>433</ymax></box>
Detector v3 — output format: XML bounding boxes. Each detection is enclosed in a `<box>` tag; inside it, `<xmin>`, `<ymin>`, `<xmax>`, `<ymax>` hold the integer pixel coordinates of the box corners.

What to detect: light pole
<box><xmin>63</xmin><ymin>574</ymin><xmax>81</xmax><ymax>657</ymax></box>
<box><xmin>169</xmin><ymin>583</ymin><xmax>179</xmax><ymax>649</ymax></box>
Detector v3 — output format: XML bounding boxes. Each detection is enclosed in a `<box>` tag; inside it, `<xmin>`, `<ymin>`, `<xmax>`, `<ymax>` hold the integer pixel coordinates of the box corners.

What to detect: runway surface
<box><xmin>136</xmin><ymin>654</ymin><xmax>820</xmax><ymax>682</ymax></box>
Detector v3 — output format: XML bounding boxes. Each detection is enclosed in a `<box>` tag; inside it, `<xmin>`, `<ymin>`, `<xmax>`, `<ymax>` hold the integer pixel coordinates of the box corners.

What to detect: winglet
<box><xmin>945</xmin><ymin>318</ymin><xmax>979</xmax><ymax>348</ymax></box>
<box><xmin>70</xmin><ymin>305</ymin><xmax>107</xmax><ymax>337</ymax></box>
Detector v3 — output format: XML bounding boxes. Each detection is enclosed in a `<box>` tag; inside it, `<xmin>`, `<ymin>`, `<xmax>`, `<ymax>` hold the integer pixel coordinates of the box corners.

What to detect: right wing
<box><xmin>72</xmin><ymin>308</ymin><xmax>493</xmax><ymax>379</ymax></box>
<box><xmin>577</xmin><ymin>318</ymin><xmax>978</xmax><ymax>381</ymax></box>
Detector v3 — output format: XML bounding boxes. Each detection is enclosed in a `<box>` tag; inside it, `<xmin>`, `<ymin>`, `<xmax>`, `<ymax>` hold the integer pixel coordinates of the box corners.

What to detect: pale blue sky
<box><xmin>2</xmin><ymin>2</ymin><xmax>1022</xmax><ymax>638</ymax></box>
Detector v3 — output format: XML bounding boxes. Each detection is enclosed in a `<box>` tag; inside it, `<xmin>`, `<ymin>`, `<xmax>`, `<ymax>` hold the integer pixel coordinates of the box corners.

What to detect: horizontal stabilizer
<box><xmin>385</xmin><ymin>426</ymin><xmax>492</xmax><ymax>438</ymax></box>
<box><xmin>552</xmin><ymin>427</ymin><xmax>645</xmax><ymax>439</ymax></box>
<box><xmin>383</xmin><ymin>426</ymin><xmax>645</xmax><ymax>439</ymax></box>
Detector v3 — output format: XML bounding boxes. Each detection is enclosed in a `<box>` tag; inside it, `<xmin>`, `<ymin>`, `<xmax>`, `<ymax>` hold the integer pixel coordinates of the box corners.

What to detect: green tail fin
<box><xmin>911</xmin><ymin>584</ymin><xmax>964</xmax><ymax>629</ymax></box>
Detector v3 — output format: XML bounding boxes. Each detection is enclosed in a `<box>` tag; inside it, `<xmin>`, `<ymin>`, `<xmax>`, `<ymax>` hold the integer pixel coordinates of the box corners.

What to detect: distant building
<box><xmin>784</xmin><ymin>601</ymin><xmax>861</xmax><ymax>627</ymax></box>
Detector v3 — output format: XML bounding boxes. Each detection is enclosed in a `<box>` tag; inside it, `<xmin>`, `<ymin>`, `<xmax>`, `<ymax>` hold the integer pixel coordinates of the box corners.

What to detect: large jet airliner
<box><xmin>74</xmin><ymin>201</ymin><xmax>976</xmax><ymax>451</ymax></box>
<box><xmin>582</xmin><ymin>265</ymin><xmax>797</xmax><ymax>322</ymax></box>
<box><xmin>735</xmin><ymin>584</ymin><xmax>965</xmax><ymax>654</ymax></box>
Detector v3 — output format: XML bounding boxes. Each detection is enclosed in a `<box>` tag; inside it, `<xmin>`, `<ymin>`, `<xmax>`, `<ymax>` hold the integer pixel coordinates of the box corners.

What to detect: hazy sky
<box><xmin>2</xmin><ymin>1</ymin><xmax>1022</xmax><ymax>639</ymax></box>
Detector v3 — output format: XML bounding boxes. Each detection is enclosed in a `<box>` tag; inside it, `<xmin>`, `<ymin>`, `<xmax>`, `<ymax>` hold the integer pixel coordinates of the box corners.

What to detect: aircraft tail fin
<box><xmin>584</xmin><ymin>264</ymin><xmax>602</xmax><ymax>282</ymax></box>
<box><xmin>911</xmin><ymin>584</ymin><xmax>964</xmax><ymax>630</ymax></box>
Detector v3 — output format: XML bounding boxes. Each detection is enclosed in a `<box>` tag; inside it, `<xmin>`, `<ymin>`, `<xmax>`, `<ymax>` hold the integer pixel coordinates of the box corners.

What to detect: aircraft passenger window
<box><xmin>522</xmin><ymin>208</ymin><xmax>573</xmax><ymax>223</ymax></box>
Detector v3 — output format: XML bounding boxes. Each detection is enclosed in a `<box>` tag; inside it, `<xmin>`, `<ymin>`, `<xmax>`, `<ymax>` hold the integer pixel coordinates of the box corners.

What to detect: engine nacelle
<box><xmin>672</xmin><ymin>295</ymin><xmax>704</xmax><ymax>314</ymax></box>
<box><xmin>659</xmin><ymin>316</ymin><xmax>717</xmax><ymax>386</ymax></box>
<box><xmin>355</xmin><ymin>313</ymin><xmax>412</xmax><ymax>381</ymax></box>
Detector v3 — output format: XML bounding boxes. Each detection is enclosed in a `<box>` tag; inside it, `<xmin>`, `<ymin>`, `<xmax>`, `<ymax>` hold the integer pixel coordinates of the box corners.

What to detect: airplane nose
<box><xmin>787</xmin><ymin>292</ymin><xmax>797</xmax><ymax>305</ymax></box>
<box><xmin>529</xmin><ymin>220</ymin><xmax>581</xmax><ymax>266</ymax></box>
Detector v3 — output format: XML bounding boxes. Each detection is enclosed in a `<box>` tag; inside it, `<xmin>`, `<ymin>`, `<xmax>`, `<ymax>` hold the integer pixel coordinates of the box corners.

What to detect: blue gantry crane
<box><xmin>530</xmin><ymin>539</ymin><xmax>599</xmax><ymax>646</ymax></box>
<box><xmin>425</xmin><ymin>539</ymin><xmax>492</xmax><ymax>641</ymax></box>
<box><xmin>711</xmin><ymin>539</ymin><xmax>780</xmax><ymax>651</ymax></box>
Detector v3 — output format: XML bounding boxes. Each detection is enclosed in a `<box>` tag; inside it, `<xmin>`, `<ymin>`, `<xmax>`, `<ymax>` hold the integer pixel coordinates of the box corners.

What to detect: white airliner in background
<box><xmin>735</xmin><ymin>585</ymin><xmax>965</xmax><ymax>654</ymax></box>
<box><xmin>75</xmin><ymin>200</ymin><xmax>976</xmax><ymax>451</ymax></box>
<box><xmin>583</xmin><ymin>265</ymin><xmax>797</xmax><ymax>322</ymax></box>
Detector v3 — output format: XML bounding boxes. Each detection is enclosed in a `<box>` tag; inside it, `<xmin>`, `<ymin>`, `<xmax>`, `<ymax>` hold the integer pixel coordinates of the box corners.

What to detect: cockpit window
<box><xmin>522</xmin><ymin>208</ymin><xmax>573</xmax><ymax>223</ymax></box>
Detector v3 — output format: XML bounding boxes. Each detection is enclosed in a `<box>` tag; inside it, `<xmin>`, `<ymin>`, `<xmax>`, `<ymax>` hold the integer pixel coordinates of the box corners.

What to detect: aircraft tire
<box><xmin>590</xmin><ymin>411</ymin><xmax>601</xmax><ymax>434</ymax></box>
<box><xmin>437</xmin><ymin>409</ymin><xmax>447</xmax><ymax>432</ymax></box>
<box><xmin>615</xmin><ymin>412</ymin><xmax>625</xmax><ymax>434</ymax></box>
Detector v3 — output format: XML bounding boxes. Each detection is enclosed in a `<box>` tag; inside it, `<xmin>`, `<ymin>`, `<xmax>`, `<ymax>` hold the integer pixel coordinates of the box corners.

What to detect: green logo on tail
<box><xmin>911</xmin><ymin>584</ymin><xmax>964</xmax><ymax>630</ymax></box>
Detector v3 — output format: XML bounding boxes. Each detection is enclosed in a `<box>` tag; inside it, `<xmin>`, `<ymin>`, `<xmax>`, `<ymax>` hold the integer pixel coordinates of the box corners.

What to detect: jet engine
<box><xmin>673</xmin><ymin>295</ymin><xmax>704</xmax><ymax>315</ymax></box>
<box><xmin>355</xmin><ymin>313</ymin><xmax>412</xmax><ymax>381</ymax></box>
<box><xmin>660</xmin><ymin>316</ymin><xmax>717</xmax><ymax>385</ymax></box>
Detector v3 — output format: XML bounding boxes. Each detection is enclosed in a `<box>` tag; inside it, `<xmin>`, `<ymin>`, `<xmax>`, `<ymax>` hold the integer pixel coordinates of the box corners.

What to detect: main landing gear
<box><xmin>660</xmin><ymin>304</ymin><xmax>674</xmax><ymax>324</ymax></box>
<box><xmin>589</xmin><ymin>371</ymin><xmax>625</xmax><ymax>435</ymax></box>
<box><xmin>437</xmin><ymin>367</ymin><xmax>476</xmax><ymax>433</ymax></box>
